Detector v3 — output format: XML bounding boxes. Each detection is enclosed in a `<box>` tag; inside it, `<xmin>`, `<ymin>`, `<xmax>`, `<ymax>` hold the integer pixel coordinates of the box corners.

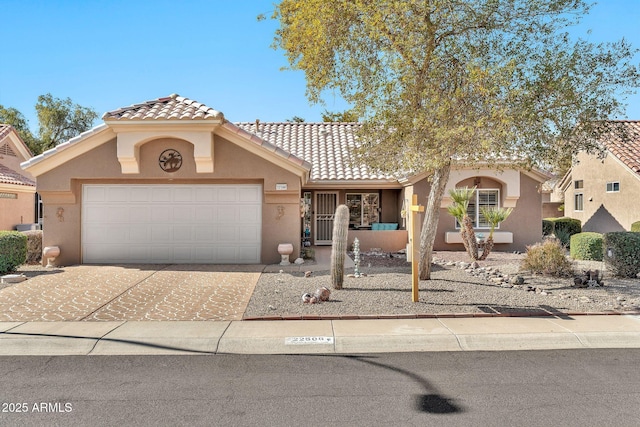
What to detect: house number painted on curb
<box><xmin>285</xmin><ymin>336</ymin><xmax>334</xmax><ymax>345</ymax></box>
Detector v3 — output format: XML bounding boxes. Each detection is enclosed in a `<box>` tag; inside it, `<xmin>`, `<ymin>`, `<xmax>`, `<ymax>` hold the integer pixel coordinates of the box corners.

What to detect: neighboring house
<box><xmin>0</xmin><ymin>125</ymin><xmax>37</xmax><ymax>231</ymax></box>
<box><xmin>21</xmin><ymin>94</ymin><xmax>550</xmax><ymax>266</ymax></box>
<box><xmin>541</xmin><ymin>177</ymin><xmax>565</xmax><ymax>219</ymax></box>
<box><xmin>560</xmin><ymin>120</ymin><xmax>640</xmax><ymax>232</ymax></box>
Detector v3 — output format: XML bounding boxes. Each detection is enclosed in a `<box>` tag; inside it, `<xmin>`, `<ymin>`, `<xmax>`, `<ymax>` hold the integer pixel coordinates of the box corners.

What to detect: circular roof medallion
<box><xmin>159</xmin><ymin>149</ymin><xmax>182</xmax><ymax>173</ymax></box>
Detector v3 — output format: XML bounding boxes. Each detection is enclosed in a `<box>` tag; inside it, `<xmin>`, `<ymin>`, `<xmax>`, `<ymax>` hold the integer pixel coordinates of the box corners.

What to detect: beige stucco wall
<box><xmin>37</xmin><ymin>135</ymin><xmax>301</xmax><ymax>265</ymax></box>
<box><xmin>563</xmin><ymin>152</ymin><xmax>640</xmax><ymax>232</ymax></box>
<box><xmin>412</xmin><ymin>172</ymin><xmax>543</xmax><ymax>252</ymax></box>
<box><xmin>0</xmin><ymin>192</ymin><xmax>35</xmax><ymax>230</ymax></box>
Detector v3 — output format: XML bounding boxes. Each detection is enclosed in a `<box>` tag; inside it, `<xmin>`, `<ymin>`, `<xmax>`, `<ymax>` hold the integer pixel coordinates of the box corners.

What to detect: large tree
<box><xmin>0</xmin><ymin>94</ymin><xmax>97</xmax><ymax>155</ymax></box>
<box><xmin>0</xmin><ymin>106</ymin><xmax>37</xmax><ymax>153</ymax></box>
<box><xmin>269</xmin><ymin>0</ymin><xmax>640</xmax><ymax>279</ymax></box>
<box><xmin>35</xmin><ymin>93</ymin><xmax>98</xmax><ymax>152</ymax></box>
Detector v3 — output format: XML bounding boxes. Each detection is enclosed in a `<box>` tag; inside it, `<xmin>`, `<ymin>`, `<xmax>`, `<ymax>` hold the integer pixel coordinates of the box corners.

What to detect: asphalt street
<box><xmin>1</xmin><ymin>349</ymin><xmax>639</xmax><ymax>426</ymax></box>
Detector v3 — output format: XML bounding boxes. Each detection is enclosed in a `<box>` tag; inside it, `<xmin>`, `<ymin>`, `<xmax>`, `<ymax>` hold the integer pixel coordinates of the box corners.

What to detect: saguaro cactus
<box><xmin>330</xmin><ymin>204</ymin><xmax>350</xmax><ymax>289</ymax></box>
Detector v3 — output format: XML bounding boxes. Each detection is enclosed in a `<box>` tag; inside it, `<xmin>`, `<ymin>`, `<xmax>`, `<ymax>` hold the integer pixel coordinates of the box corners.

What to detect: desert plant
<box><xmin>478</xmin><ymin>207</ymin><xmax>513</xmax><ymax>260</ymax></box>
<box><xmin>521</xmin><ymin>238</ymin><xmax>573</xmax><ymax>276</ymax></box>
<box><xmin>552</xmin><ymin>217</ymin><xmax>581</xmax><ymax>247</ymax></box>
<box><xmin>631</xmin><ymin>221</ymin><xmax>640</xmax><ymax>232</ymax></box>
<box><xmin>542</xmin><ymin>219</ymin><xmax>554</xmax><ymax>236</ymax></box>
<box><xmin>0</xmin><ymin>231</ymin><xmax>27</xmax><ymax>274</ymax></box>
<box><xmin>603</xmin><ymin>232</ymin><xmax>640</xmax><ymax>278</ymax></box>
<box><xmin>24</xmin><ymin>230</ymin><xmax>43</xmax><ymax>264</ymax></box>
<box><xmin>570</xmin><ymin>232</ymin><xmax>603</xmax><ymax>261</ymax></box>
<box><xmin>447</xmin><ymin>186</ymin><xmax>478</xmax><ymax>260</ymax></box>
<box><xmin>330</xmin><ymin>204</ymin><xmax>350</xmax><ymax>289</ymax></box>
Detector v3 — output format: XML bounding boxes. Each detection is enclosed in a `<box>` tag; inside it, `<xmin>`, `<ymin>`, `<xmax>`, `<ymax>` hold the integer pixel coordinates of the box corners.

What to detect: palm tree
<box><xmin>478</xmin><ymin>207</ymin><xmax>513</xmax><ymax>260</ymax></box>
<box><xmin>447</xmin><ymin>187</ymin><xmax>478</xmax><ymax>260</ymax></box>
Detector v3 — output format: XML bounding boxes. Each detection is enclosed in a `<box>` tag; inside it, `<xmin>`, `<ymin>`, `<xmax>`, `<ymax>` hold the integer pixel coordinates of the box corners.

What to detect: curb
<box><xmin>243</xmin><ymin>310</ymin><xmax>640</xmax><ymax>321</ymax></box>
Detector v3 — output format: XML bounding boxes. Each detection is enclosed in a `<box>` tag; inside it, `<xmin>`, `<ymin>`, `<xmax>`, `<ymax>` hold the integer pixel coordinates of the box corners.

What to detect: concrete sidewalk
<box><xmin>1</xmin><ymin>314</ymin><xmax>639</xmax><ymax>356</ymax></box>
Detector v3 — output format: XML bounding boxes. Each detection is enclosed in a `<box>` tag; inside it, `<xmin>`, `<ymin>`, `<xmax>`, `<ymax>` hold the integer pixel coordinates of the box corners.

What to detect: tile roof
<box><xmin>234</xmin><ymin>121</ymin><xmax>397</xmax><ymax>182</ymax></box>
<box><xmin>103</xmin><ymin>94</ymin><xmax>224</xmax><ymax>121</ymax></box>
<box><xmin>0</xmin><ymin>163</ymin><xmax>35</xmax><ymax>187</ymax></box>
<box><xmin>0</xmin><ymin>124</ymin><xmax>13</xmax><ymax>140</ymax></box>
<box><xmin>605</xmin><ymin>121</ymin><xmax>640</xmax><ymax>176</ymax></box>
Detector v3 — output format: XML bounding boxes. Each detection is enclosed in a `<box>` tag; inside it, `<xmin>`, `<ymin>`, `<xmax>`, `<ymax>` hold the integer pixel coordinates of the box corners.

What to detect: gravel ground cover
<box><xmin>243</xmin><ymin>251</ymin><xmax>640</xmax><ymax>318</ymax></box>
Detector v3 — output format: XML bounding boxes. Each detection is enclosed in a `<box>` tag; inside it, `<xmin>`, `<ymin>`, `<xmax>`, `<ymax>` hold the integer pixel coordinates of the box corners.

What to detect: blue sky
<box><xmin>1</xmin><ymin>0</ymin><xmax>640</xmax><ymax>133</ymax></box>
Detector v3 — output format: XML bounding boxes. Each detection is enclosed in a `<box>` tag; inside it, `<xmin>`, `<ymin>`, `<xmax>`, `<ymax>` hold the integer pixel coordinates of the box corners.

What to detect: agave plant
<box><xmin>447</xmin><ymin>187</ymin><xmax>478</xmax><ymax>260</ymax></box>
<box><xmin>477</xmin><ymin>206</ymin><xmax>513</xmax><ymax>260</ymax></box>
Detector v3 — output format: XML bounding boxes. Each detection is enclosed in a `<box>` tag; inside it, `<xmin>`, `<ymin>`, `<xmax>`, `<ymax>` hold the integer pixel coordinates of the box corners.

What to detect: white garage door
<box><xmin>82</xmin><ymin>184</ymin><xmax>262</xmax><ymax>264</ymax></box>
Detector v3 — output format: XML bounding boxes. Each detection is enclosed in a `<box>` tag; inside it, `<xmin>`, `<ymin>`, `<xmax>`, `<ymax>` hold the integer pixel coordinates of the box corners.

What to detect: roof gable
<box><xmin>0</xmin><ymin>125</ymin><xmax>35</xmax><ymax>188</ymax></box>
<box><xmin>21</xmin><ymin>95</ymin><xmax>310</xmax><ymax>182</ymax></box>
<box><xmin>103</xmin><ymin>93</ymin><xmax>224</xmax><ymax>121</ymax></box>
<box><xmin>0</xmin><ymin>124</ymin><xmax>32</xmax><ymax>161</ymax></box>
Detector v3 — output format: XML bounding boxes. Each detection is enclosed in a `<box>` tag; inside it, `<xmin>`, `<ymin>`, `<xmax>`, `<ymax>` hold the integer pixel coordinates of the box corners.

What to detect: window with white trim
<box><xmin>574</xmin><ymin>193</ymin><xmax>584</xmax><ymax>211</ymax></box>
<box><xmin>346</xmin><ymin>193</ymin><xmax>379</xmax><ymax>228</ymax></box>
<box><xmin>574</xmin><ymin>180</ymin><xmax>583</xmax><ymax>189</ymax></box>
<box><xmin>606</xmin><ymin>181</ymin><xmax>620</xmax><ymax>192</ymax></box>
<box><xmin>456</xmin><ymin>189</ymin><xmax>500</xmax><ymax>229</ymax></box>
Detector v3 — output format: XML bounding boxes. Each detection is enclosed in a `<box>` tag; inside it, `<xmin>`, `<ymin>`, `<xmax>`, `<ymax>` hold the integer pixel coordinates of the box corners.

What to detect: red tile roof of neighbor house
<box><xmin>0</xmin><ymin>163</ymin><xmax>35</xmax><ymax>187</ymax></box>
<box><xmin>0</xmin><ymin>125</ymin><xmax>35</xmax><ymax>187</ymax></box>
<box><xmin>606</xmin><ymin>121</ymin><xmax>640</xmax><ymax>176</ymax></box>
<box><xmin>102</xmin><ymin>93</ymin><xmax>224</xmax><ymax>121</ymax></box>
<box><xmin>0</xmin><ymin>124</ymin><xmax>13</xmax><ymax>140</ymax></box>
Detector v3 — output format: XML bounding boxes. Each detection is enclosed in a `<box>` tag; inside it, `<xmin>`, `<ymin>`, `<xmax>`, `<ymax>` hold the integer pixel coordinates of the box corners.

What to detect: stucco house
<box><xmin>0</xmin><ymin>125</ymin><xmax>37</xmax><ymax>231</ymax></box>
<box><xmin>560</xmin><ymin>120</ymin><xmax>640</xmax><ymax>232</ymax></box>
<box><xmin>21</xmin><ymin>94</ymin><xmax>550</xmax><ymax>266</ymax></box>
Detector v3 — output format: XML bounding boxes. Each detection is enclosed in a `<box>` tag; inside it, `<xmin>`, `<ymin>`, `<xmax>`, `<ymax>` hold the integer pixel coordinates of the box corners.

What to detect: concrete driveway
<box><xmin>0</xmin><ymin>265</ymin><xmax>263</xmax><ymax>321</ymax></box>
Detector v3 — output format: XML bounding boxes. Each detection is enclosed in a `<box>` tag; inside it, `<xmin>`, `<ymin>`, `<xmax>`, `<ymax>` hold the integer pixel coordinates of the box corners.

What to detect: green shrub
<box><xmin>631</xmin><ymin>221</ymin><xmax>640</xmax><ymax>232</ymax></box>
<box><xmin>0</xmin><ymin>231</ymin><xmax>28</xmax><ymax>274</ymax></box>
<box><xmin>603</xmin><ymin>232</ymin><xmax>640</xmax><ymax>278</ymax></box>
<box><xmin>521</xmin><ymin>238</ymin><xmax>573</xmax><ymax>277</ymax></box>
<box><xmin>24</xmin><ymin>230</ymin><xmax>43</xmax><ymax>264</ymax></box>
<box><xmin>542</xmin><ymin>219</ymin><xmax>554</xmax><ymax>236</ymax></box>
<box><xmin>570</xmin><ymin>232</ymin><xmax>603</xmax><ymax>261</ymax></box>
<box><xmin>551</xmin><ymin>217</ymin><xmax>581</xmax><ymax>247</ymax></box>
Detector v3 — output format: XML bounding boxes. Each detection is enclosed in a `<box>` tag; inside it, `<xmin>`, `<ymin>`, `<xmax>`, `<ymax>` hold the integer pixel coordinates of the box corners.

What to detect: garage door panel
<box><xmin>217</xmin><ymin>226</ymin><xmax>237</xmax><ymax>241</ymax></box>
<box><xmin>195</xmin><ymin>208</ymin><xmax>214</xmax><ymax>222</ymax></box>
<box><xmin>106</xmin><ymin>206</ymin><xmax>130</xmax><ymax>222</ymax></box>
<box><xmin>83</xmin><ymin>184</ymin><xmax>262</xmax><ymax>264</ymax></box>
<box><xmin>84</xmin><ymin>186</ymin><xmax>106</xmax><ymax>202</ymax></box>
<box><xmin>151</xmin><ymin>188</ymin><xmax>173</xmax><ymax>202</ymax></box>
<box><xmin>84</xmin><ymin>206</ymin><xmax>107</xmax><ymax>224</ymax></box>
<box><xmin>107</xmin><ymin>187</ymin><xmax>130</xmax><ymax>202</ymax></box>
<box><xmin>174</xmin><ymin>188</ymin><xmax>194</xmax><ymax>202</ymax></box>
<box><xmin>238</xmin><ymin>186</ymin><xmax>261</xmax><ymax>202</ymax></box>
<box><xmin>239</xmin><ymin>226</ymin><xmax>260</xmax><ymax>242</ymax></box>
<box><xmin>151</xmin><ymin>226</ymin><xmax>172</xmax><ymax>242</ymax></box>
<box><xmin>239</xmin><ymin>207</ymin><xmax>260</xmax><ymax>222</ymax></box>
<box><xmin>130</xmin><ymin>187</ymin><xmax>150</xmax><ymax>201</ymax></box>
<box><xmin>172</xmin><ymin>206</ymin><xmax>193</xmax><ymax>222</ymax></box>
<box><xmin>129</xmin><ymin>207</ymin><xmax>151</xmax><ymax>223</ymax></box>
<box><xmin>151</xmin><ymin>209</ymin><xmax>171</xmax><ymax>222</ymax></box>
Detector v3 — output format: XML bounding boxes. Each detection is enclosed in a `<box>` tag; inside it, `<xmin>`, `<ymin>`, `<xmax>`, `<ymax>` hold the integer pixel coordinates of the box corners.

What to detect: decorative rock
<box><xmin>491</xmin><ymin>277</ymin><xmax>505</xmax><ymax>284</ymax></box>
<box><xmin>304</xmin><ymin>271</ymin><xmax>312</xmax><ymax>278</ymax></box>
<box><xmin>470</xmin><ymin>261</ymin><xmax>479</xmax><ymax>269</ymax></box>
<box><xmin>294</xmin><ymin>258</ymin><xmax>305</xmax><ymax>265</ymax></box>
<box><xmin>1</xmin><ymin>274</ymin><xmax>27</xmax><ymax>284</ymax></box>
<box><xmin>510</xmin><ymin>276</ymin><xmax>525</xmax><ymax>285</ymax></box>
<box><xmin>314</xmin><ymin>287</ymin><xmax>331</xmax><ymax>301</ymax></box>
